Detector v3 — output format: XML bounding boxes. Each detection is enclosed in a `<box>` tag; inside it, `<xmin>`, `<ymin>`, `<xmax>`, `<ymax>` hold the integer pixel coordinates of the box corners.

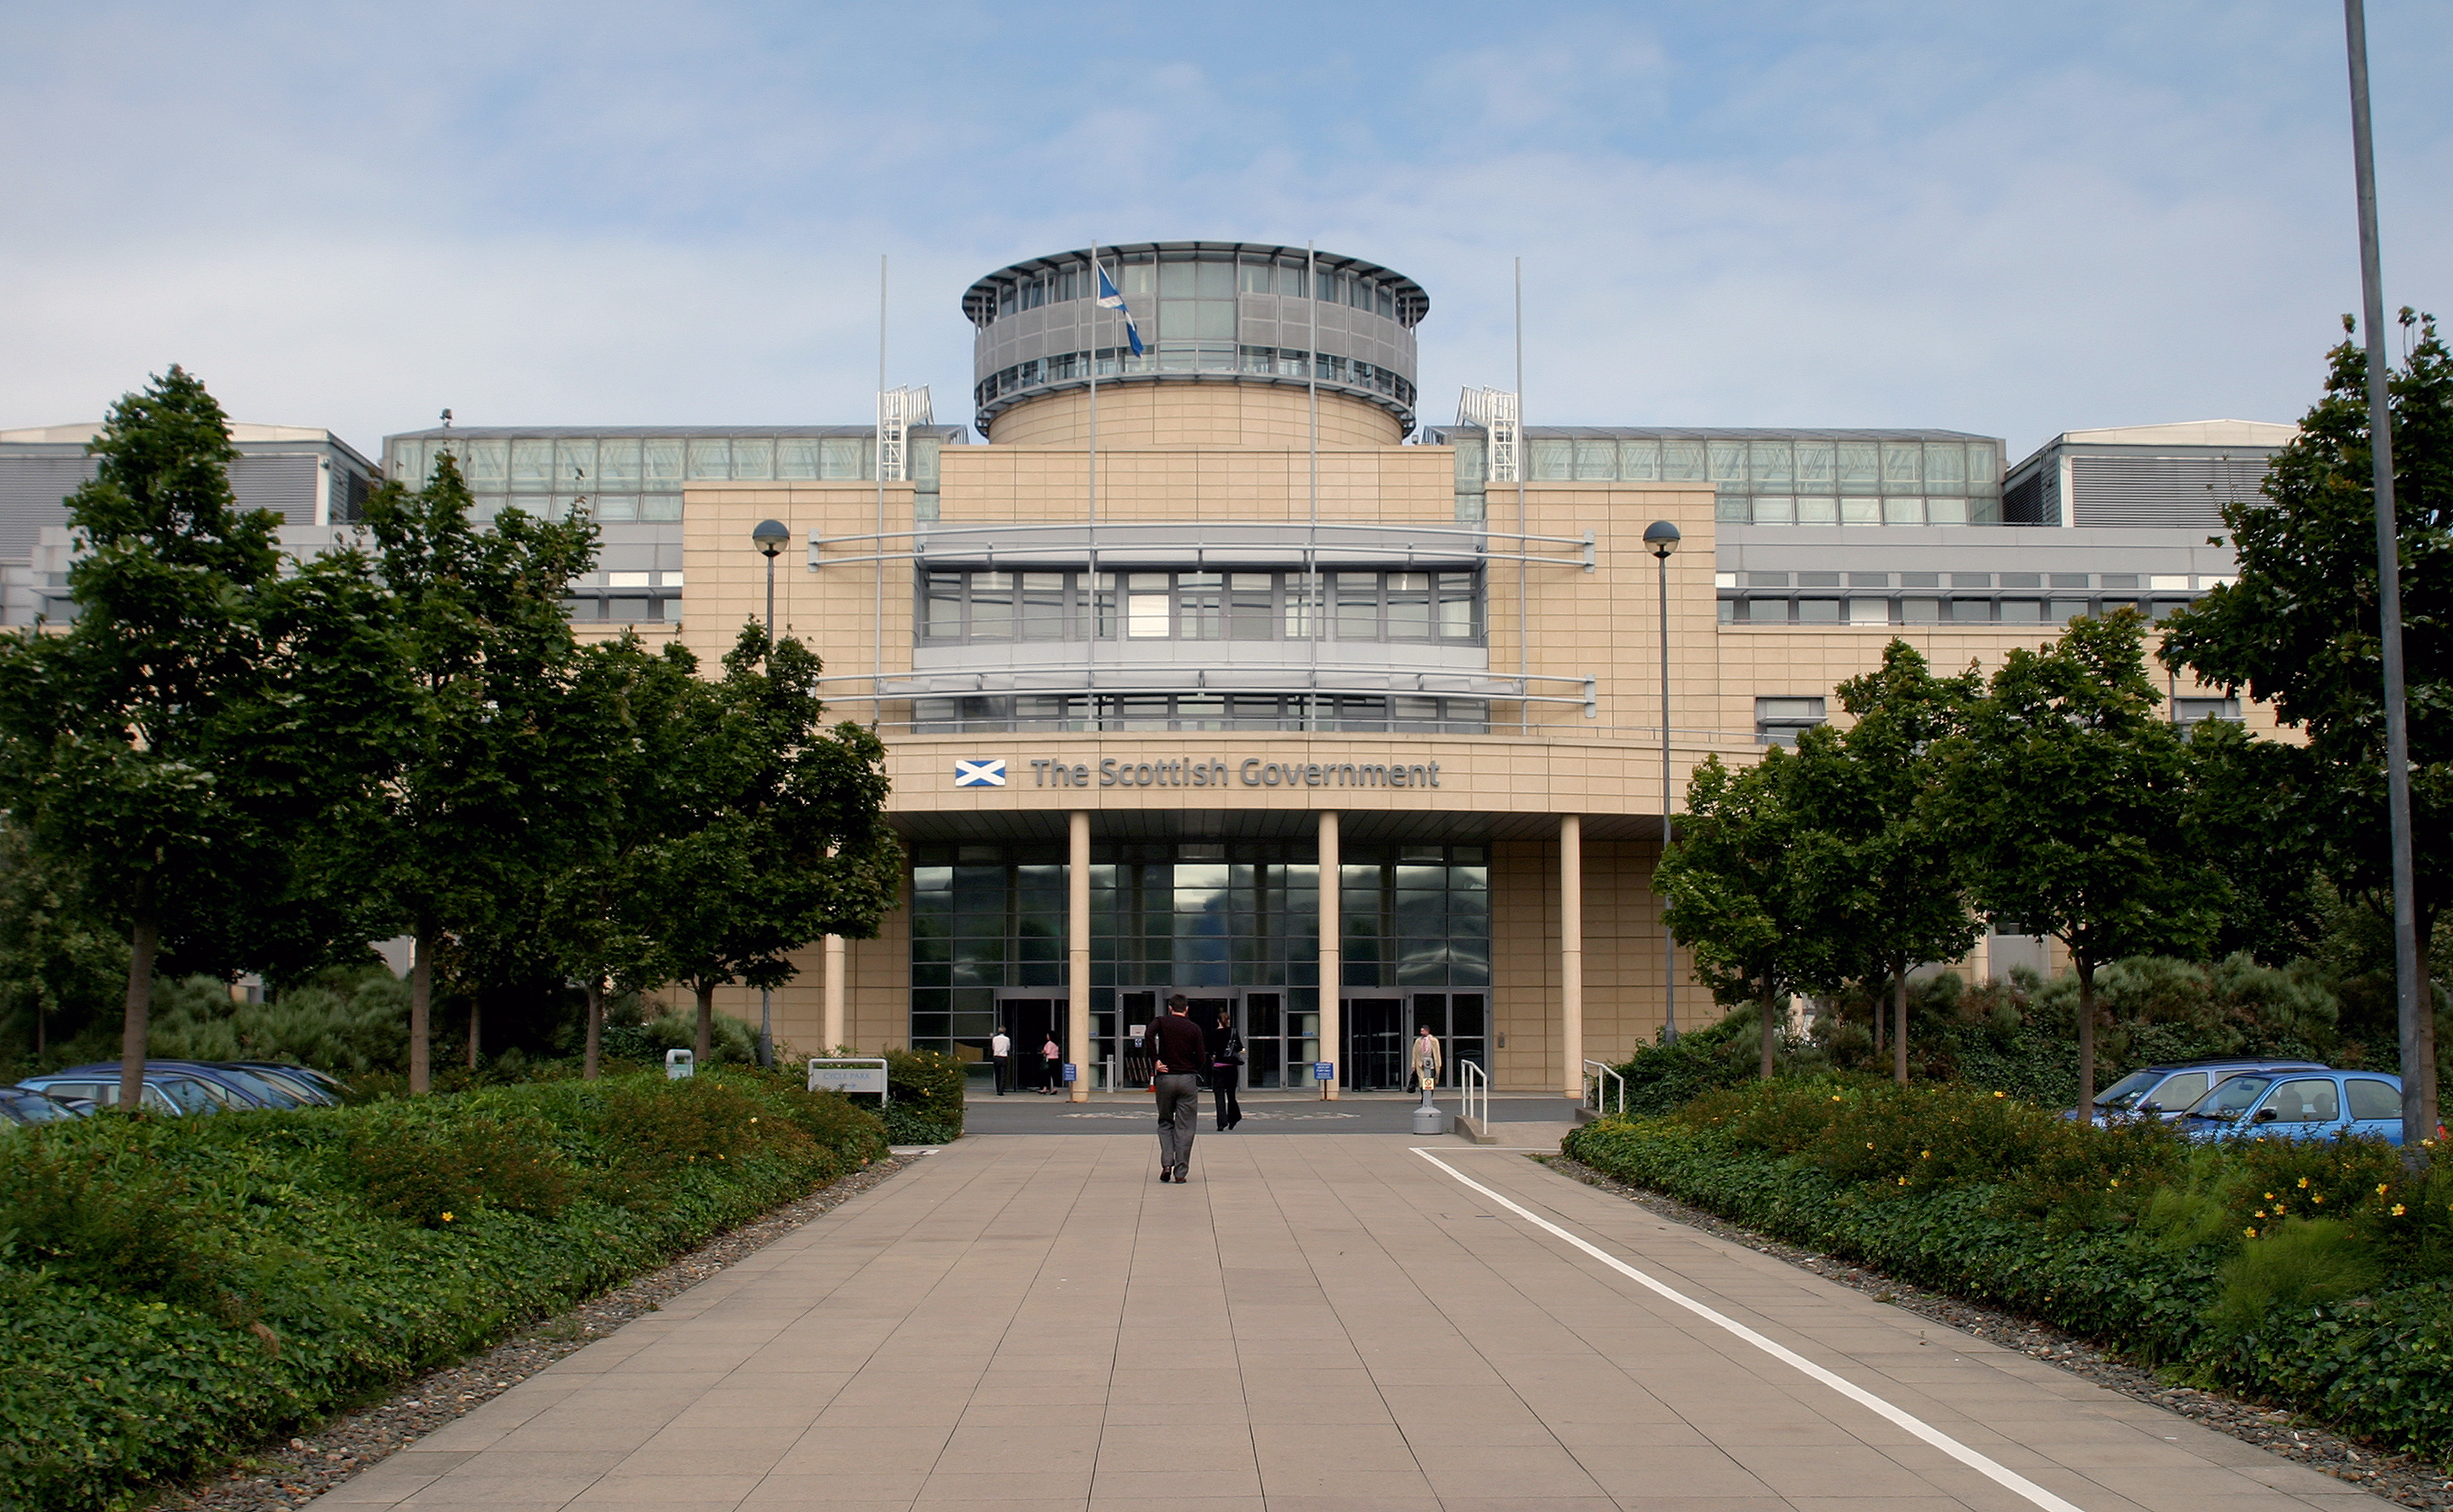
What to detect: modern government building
<box><xmin>0</xmin><ymin>241</ymin><xmax>2297</xmax><ymax>1097</ymax></box>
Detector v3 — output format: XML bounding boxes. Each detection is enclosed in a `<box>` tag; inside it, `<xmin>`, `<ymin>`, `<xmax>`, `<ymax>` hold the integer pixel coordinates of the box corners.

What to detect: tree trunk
<box><xmin>467</xmin><ymin>1000</ymin><xmax>480</xmax><ymax>1070</ymax></box>
<box><xmin>695</xmin><ymin>980</ymin><xmax>716</xmax><ymax>1064</ymax></box>
<box><xmin>2075</xmin><ymin>956</ymin><xmax>2097</xmax><ymax>1119</ymax></box>
<box><xmin>410</xmin><ymin>922</ymin><xmax>433</xmax><ymax>1096</ymax></box>
<box><xmin>1759</xmin><ymin>976</ymin><xmax>1777</xmax><ymax>1081</ymax></box>
<box><xmin>118</xmin><ymin>900</ymin><xmax>159</xmax><ymax>1113</ymax></box>
<box><xmin>1893</xmin><ymin>965</ymin><xmax>1910</xmax><ymax>1087</ymax></box>
<box><xmin>583</xmin><ymin>977</ymin><xmax>604</xmax><ymax>1080</ymax></box>
<box><xmin>2411</xmin><ymin>933</ymin><xmax>2439</xmax><ymax>1149</ymax></box>
<box><xmin>1872</xmin><ymin>982</ymin><xmax>1884</xmax><ymax>1055</ymax></box>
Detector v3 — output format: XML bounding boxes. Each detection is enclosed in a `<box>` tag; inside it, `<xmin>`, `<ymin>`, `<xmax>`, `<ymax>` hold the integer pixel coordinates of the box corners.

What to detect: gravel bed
<box><xmin>152</xmin><ymin>1148</ymin><xmax>934</xmax><ymax>1512</ymax></box>
<box><xmin>1547</xmin><ymin>1154</ymin><xmax>2453</xmax><ymax>1510</ymax></box>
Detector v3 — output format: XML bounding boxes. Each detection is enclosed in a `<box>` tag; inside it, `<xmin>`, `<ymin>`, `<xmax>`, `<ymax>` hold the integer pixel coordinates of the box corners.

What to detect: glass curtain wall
<box><xmin>906</xmin><ymin>841</ymin><xmax>1492</xmax><ymax>1090</ymax></box>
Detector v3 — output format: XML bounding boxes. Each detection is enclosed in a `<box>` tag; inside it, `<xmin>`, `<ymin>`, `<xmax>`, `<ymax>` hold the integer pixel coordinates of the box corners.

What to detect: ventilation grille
<box><xmin>0</xmin><ymin>456</ymin><xmax>94</xmax><ymax>564</ymax></box>
<box><xmin>231</xmin><ymin>454</ymin><xmax>319</xmax><ymax>525</ymax></box>
<box><xmin>2069</xmin><ymin>455</ymin><xmax>2270</xmax><ymax>528</ymax></box>
<box><xmin>2002</xmin><ymin>472</ymin><xmax>2052</xmax><ymax>525</ymax></box>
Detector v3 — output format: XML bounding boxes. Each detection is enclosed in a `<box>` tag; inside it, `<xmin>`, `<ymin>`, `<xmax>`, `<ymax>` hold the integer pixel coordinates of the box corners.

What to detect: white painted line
<box><xmin>1410</xmin><ymin>1147</ymin><xmax>2088</xmax><ymax>1512</ymax></box>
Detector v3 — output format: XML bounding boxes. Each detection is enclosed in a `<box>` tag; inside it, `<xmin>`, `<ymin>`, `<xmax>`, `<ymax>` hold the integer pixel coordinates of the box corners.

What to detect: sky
<box><xmin>3</xmin><ymin>1</ymin><xmax>2447</xmax><ymax>464</ymax></box>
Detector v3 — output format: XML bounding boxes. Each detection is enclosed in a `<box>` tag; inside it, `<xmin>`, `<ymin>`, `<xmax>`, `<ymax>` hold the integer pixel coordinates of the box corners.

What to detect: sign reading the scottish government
<box><xmin>947</xmin><ymin>755</ymin><xmax>1447</xmax><ymax>790</ymax></box>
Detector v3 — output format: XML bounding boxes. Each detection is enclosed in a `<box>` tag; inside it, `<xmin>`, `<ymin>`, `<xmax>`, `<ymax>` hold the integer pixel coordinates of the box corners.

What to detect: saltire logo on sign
<box><xmin>954</xmin><ymin>759</ymin><xmax>1007</xmax><ymax>788</ymax></box>
<box><xmin>1096</xmin><ymin>264</ymin><xmax>1145</xmax><ymax>357</ymax></box>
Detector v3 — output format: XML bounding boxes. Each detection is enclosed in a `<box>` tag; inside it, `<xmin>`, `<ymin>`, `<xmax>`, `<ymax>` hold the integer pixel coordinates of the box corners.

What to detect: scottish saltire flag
<box><xmin>1096</xmin><ymin>263</ymin><xmax>1145</xmax><ymax>357</ymax></box>
<box><xmin>954</xmin><ymin>759</ymin><xmax>1006</xmax><ymax>788</ymax></box>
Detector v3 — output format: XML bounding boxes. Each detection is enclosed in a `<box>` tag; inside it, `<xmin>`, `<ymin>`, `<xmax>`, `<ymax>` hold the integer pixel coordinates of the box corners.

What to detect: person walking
<box><xmin>1412</xmin><ymin>1023</ymin><xmax>1443</xmax><ymax>1098</ymax></box>
<box><xmin>990</xmin><ymin>1027</ymin><xmax>1012</xmax><ymax>1096</ymax></box>
<box><xmin>1147</xmin><ymin>994</ymin><xmax>1206</xmax><ymax>1182</ymax></box>
<box><xmin>1205</xmin><ymin>1006</ymin><xmax>1244</xmax><ymax>1131</ymax></box>
<box><xmin>1041</xmin><ymin>1032</ymin><xmax>1063</xmax><ymax>1094</ymax></box>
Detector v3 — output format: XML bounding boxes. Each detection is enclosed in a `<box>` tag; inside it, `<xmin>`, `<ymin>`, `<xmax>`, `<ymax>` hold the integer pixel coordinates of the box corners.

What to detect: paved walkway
<box><xmin>323</xmin><ymin>1134</ymin><xmax>2371</xmax><ymax>1512</ymax></box>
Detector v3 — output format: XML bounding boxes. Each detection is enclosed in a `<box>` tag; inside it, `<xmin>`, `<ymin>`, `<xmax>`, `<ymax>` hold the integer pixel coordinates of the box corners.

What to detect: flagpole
<box><xmin>1307</xmin><ymin>242</ymin><xmax>1320</xmax><ymax>733</ymax></box>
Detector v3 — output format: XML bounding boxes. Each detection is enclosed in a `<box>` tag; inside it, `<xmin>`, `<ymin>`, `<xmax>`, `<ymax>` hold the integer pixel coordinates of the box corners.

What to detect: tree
<box><xmin>2158</xmin><ymin>313</ymin><xmax>2451</xmax><ymax>1139</ymax></box>
<box><xmin>627</xmin><ymin>622</ymin><xmax>900</xmax><ymax>1064</ymax></box>
<box><xmin>2183</xmin><ymin>720</ymin><xmax>2329</xmax><ymax>966</ymax></box>
<box><xmin>353</xmin><ymin>453</ymin><xmax>597</xmax><ymax>1093</ymax></box>
<box><xmin>1656</xmin><ymin>748</ymin><xmax>1828</xmax><ymax>1080</ymax></box>
<box><xmin>0</xmin><ymin>368</ymin><xmax>377</xmax><ymax>1109</ymax></box>
<box><xmin>1788</xmin><ymin>641</ymin><xmax>1986</xmax><ymax>1084</ymax></box>
<box><xmin>1933</xmin><ymin>610</ymin><xmax>2225</xmax><ymax>1114</ymax></box>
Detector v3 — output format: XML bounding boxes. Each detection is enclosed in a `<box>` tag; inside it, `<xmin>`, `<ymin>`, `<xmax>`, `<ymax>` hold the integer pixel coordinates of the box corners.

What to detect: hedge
<box><xmin>0</xmin><ymin>1070</ymin><xmax>888</xmax><ymax>1511</ymax></box>
<box><xmin>1562</xmin><ymin>1080</ymin><xmax>2453</xmax><ymax>1458</ymax></box>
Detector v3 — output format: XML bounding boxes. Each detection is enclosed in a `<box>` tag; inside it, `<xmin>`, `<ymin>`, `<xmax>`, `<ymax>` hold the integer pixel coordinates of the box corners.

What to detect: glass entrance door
<box><xmin>1342</xmin><ymin>996</ymin><xmax>1406</xmax><ymax>1090</ymax></box>
<box><xmin>1405</xmin><ymin>991</ymin><xmax>1487</xmax><ymax>1088</ymax></box>
<box><xmin>993</xmin><ymin>995</ymin><xmax>1068</xmax><ymax>1093</ymax></box>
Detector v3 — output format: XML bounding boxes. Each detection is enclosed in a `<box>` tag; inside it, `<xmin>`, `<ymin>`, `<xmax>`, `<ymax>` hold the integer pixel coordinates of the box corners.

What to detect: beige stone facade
<box><xmin>640</xmin><ymin>367</ymin><xmax>2262</xmax><ymax>1099</ymax></box>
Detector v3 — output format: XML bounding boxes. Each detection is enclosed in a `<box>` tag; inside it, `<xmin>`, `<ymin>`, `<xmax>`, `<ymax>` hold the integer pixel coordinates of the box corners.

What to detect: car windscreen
<box><xmin>0</xmin><ymin>1091</ymin><xmax>76</xmax><ymax>1123</ymax></box>
<box><xmin>2095</xmin><ymin>1070</ymin><xmax>2164</xmax><ymax>1112</ymax></box>
<box><xmin>240</xmin><ymin>1066</ymin><xmax>332</xmax><ymax>1104</ymax></box>
<box><xmin>157</xmin><ymin>1078</ymin><xmax>223</xmax><ymax>1114</ymax></box>
<box><xmin>2188</xmin><ymin>1075</ymin><xmax>2273</xmax><ymax>1120</ymax></box>
<box><xmin>201</xmin><ymin>1066</ymin><xmax>303</xmax><ymax>1107</ymax></box>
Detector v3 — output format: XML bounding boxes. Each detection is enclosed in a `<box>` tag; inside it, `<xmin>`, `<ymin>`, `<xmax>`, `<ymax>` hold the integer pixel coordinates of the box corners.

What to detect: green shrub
<box><xmin>1562</xmin><ymin>1083</ymin><xmax>2453</xmax><ymax>1458</ymax></box>
<box><xmin>2208</xmin><ymin>1218</ymin><xmax>2385</xmax><ymax>1337</ymax></box>
<box><xmin>0</xmin><ymin>1070</ymin><xmax>885</xmax><ymax>1511</ymax></box>
<box><xmin>885</xmin><ymin>1048</ymin><xmax>965</xmax><ymax>1139</ymax></box>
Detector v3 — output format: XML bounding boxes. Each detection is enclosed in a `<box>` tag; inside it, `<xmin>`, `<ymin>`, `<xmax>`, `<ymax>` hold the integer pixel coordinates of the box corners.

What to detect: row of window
<box><xmin>1718</xmin><ymin>496</ymin><xmax>1997</xmax><ymax>527</ymax></box>
<box><xmin>1752</xmin><ymin>694</ymin><xmax>2241</xmax><ymax>746</ymax></box>
<box><xmin>977</xmin><ymin>254</ymin><xmax>1422</xmax><ymax>328</ymax></box>
<box><xmin>1721</xmin><ymin>595</ymin><xmax>2198</xmax><ymax>625</ymax></box>
<box><xmin>975</xmin><ymin>347</ymin><xmax>1415</xmax><ymax>410</ymax></box>
<box><xmin>909</xmin><ymin>693</ymin><xmax>1489</xmax><ymax>735</ymax></box>
<box><xmin>387</xmin><ymin>435</ymin><xmax>890</xmax><ymax>489</ymax></box>
<box><xmin>920</xmin><ymin>569</ymin><xmax>1482</xmax><ymax>644</ymax></box>
<box><xmin>1446</xmin><ymin>436</ymin><xmax>2004</xmax><ymax>492</ymax></box>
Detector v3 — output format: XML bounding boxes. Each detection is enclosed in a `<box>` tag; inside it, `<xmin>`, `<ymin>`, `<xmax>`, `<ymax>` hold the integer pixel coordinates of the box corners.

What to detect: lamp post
<box><xmin>750</xmin><ymin>518</ymin><xmax>790</xmax><ymax>1069</ymax></box>
<box><xmin>1643</xmin><ymin>520</ymin><xmax>1681</xmax><ymax>1045</ymax></box>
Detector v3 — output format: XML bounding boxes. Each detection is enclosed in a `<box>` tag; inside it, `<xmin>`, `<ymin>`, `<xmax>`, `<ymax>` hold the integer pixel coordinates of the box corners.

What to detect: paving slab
<box><xmin>314</xmin><ymin>1134</ymin><xmax>2365</xmax><ymax>1511</ymax></box>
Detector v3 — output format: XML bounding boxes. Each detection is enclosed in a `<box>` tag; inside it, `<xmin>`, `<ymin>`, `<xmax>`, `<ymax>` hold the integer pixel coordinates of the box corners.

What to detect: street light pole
<box><xmin>2342</xmin><ymin>0</ymin><xmax>2430</xmax><ymax>1150</ymax></box>
<box><xmin>751</xmin><ymin>518</ymin><xmax>791</xmax><ymax>1070</ymax></box>
<box><xmin>1645</xmin><ymin>521</ymin><xmax>1681</xmax><ymax>1044</ymax></box>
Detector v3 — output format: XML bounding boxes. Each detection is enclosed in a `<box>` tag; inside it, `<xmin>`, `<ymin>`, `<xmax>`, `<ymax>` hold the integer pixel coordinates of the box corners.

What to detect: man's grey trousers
<box><xmin>1153</xmin><ymin>1073</ymin><xmax>1201</xmax><ymax>1170</ymax></box>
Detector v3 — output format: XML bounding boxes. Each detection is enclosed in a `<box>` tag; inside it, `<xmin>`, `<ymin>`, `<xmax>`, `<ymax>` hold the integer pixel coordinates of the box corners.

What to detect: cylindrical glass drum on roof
<box><xmin>963</xmin><ymin>241</ymin><xmax>1429</xmax><ymax>440</ymax></box>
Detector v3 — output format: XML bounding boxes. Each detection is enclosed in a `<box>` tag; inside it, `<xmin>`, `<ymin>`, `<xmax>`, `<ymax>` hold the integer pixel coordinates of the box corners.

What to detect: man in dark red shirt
<box><xmin>1147</xmin><ymin>994</ymin><xmax>1207</xmax><ymax>1182</ymax></box>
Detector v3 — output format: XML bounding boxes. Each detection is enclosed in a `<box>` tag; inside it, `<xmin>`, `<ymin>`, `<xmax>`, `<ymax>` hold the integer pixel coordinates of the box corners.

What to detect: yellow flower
<box><xmin>2311</xmin><ymin>1193</ymin><xmax>2323</xmax><ymax>1204</ymax></box>
<box><xmin>1832</xmin><ymin>1095</ymin><xmax>1844</xmax><ymax>1102</ymax></box>
<box><xmin>2392</xmin><ymin>1204</ymin><xmax>2408</xmax><ymax>1217</ymax></box>
<box><xmin>1866</xmin><ymin>1142</ymin><xmax>1875</xmax><ymax>1150</ymax></box>
<box><xmin>1897</xmin><ymin>1177</ymin><xmax>1908</xmax><ymax>1186</ymax></box>
<box><xmin>2298</xmin><ymin>1177</ymin><xmax>2311</xmax><ymax>1189</ymax></box>
<box><xmin>1994</xmin><ymin>1091</ymin><xmax>2006</xmax><ymax>1098</ymax></box>
<box><xmin>2245</xmin><ymin>1227</ymin><xmax>2259</xmax><ymax>1238</ymax></box>
<box><xmin>2264</xmin><ymin>1193</ymin><xmax>2275</xmax><ymax>1200</ymax></box>
<box><xmin>1921</xmin><ymin>1150</ymin><xmax>1931</xmax><ymax>1159</ymax></box>
<box><xmin>2255</xmin><ymin>1209</ymin><xmax>2267</xmax><ymax>1218</ymax></box>
<box><xmin>2377</xmin><ymin>1182</ymin><xmax>2391</xmax><ymax>1196</ymax></box>
<box><xmin>750</xmin><ymin>1117</ymin><xmax>759</xmax><ymax>1123</ymax></box>
<box><xmin>2109</xmin><ymin>1178</ymin><xmax>2121</xmax><ymax>1188</ymax></box>
<box><xmin>441</xmin><ymin>1212</ymin><xmax>454</xmax><ymax>1223</ymax></box>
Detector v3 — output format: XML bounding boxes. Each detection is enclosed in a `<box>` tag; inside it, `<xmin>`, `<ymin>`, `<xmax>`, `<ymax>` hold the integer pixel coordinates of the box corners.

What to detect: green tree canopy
<box><xmin>0</xmin><ymin>368</ymin><xmax>383</xmax><ymax>1107</ymax></box>
<box><xmin>352</xmin><ymin>452</ymin><xmax>598</xmax><ymax>1092</ymax></box>
<box><xmin>1787</xmin><ymin>641</ymin><xmax>1986</xmax><ymax>1082</ymax></box>
<box><xmin>2158</xmin><ymin>313</ymin><xmax>2450</xmax><ymax>1133</ymax></box>
<box><xmin>1656</xmin><ymin>748</ymin><xmax>1828</xmax><ymax>1080</ymax></box>
<box><xmin>1933</xmin><ymin>610</ymin><xmax>2224</xmax><ymax>1113</ymax></box>
<box><xmin>626</xmin><ymin>622</ymin><xmax>901</xmax><ymax>1064</ymax></box>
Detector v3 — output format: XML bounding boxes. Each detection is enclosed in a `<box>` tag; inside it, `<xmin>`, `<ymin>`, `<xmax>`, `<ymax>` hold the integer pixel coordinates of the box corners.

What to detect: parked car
<box><xmin>2088</xmin><ymin>1059</ymin><xmax>2327</xmax><ymax>1124</ymax></box>
<box><xmin>232</xmin><ymin>1062</ymin><xmax>347</xmax><ymax>1106</ymax></box>
<box><xmin>2178</xmin><ymin>1069</ymin><xmax>2407</xmax><ymax>1144</ymax></box>
<box><xmin>17</xmin><ymin>1070</ymin><xmax>223</xmax><ymax>1116</ymax></box>
<box><xmin>0</xmin><ymin>1086</ymin><xmax>89</xmax><ymax>1124</ymax></box>
<box><xmin>40</xmin><ymin>1061</ymin><xmax>280</xmax><ymax>1111</ymax></box>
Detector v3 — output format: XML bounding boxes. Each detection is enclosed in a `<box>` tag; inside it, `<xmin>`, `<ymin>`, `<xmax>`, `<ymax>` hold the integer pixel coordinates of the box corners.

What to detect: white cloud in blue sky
<box><xmin>2</xmin><ymin>1</ymin><xmax>2445</xmax><ymax>461</ymax></box>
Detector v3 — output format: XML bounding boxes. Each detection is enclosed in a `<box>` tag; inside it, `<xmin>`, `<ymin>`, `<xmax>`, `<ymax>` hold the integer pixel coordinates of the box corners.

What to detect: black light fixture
<box><xmin>1644</xmin><ymin>519</ymin><xmax>1681</xmax><ymax>560</ymax></box>
<box><xmin>752</xmin><ymin>518</ymin><xmax>790</xmax><ymax>559</ymax></box>
<box><xmin>748</xmin><ymin>517</ymin><xmax>791</xmax><ymax>1070</ymax></box>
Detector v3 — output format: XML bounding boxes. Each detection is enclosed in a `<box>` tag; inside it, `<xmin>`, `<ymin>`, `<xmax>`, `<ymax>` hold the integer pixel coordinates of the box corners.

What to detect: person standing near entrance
<box><xmin>990</xmin><ymin>1028</ymin><xmax>1012</xmax><ymax>1095</ymax></box>
<box><xmin>1205</xmin><ymin>1006</ymin><xmax>1243</xmax><ymax>1131</ymax></box>
<box><xmin>1147</xmin><ymin>994</ymin><xmax>1206</xmax><ymax>1182</ymax></box>
<box><xmin>1413</xmin><ymin>1024</ymin><xmax>1443</xmax><ymax>1096</ymax></box>
<box><xmin>1041</xmin><ymin>1032</ymin><xmax>1063</xmax><ymax>1094</ymax></box>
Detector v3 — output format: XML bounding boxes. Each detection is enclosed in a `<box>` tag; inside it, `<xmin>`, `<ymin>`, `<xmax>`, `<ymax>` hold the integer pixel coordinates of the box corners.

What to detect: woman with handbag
<box><xmin>1205</xmin><ymin>1006</ymin><xmax>1244</xmax><ymax>1131</ymax></box>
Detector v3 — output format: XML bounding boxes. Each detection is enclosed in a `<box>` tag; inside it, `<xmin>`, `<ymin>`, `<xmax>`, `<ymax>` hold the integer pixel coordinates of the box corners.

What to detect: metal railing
<box><xmin>1461</xmin><ymin>1058</ymin><xmax>1489</xmax><ymax>1134</ymax></box>
<box><xmin>1582</xmin><ymin>1059</ymin><xmax>1627</xmax><ymax>1118</ymax></box>
<box><xmin>806</xmin><ymin>519</ymin><xmax>1599</xmax><ymax>574</ymax></box>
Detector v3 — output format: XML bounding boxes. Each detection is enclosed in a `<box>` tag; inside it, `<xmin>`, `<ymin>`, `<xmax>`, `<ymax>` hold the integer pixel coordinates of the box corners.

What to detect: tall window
<box><xmin>918</xmin><ymin>569</ymin><xmax>1482</xmax><ymax>646</ymax></box>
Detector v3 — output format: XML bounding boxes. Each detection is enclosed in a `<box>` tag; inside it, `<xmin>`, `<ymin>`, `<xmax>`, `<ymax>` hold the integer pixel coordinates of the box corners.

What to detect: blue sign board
<box><xmin>1313</xmin><ymin>1061</ymin><xmax>1334</xmax><ymax>1082</ymax></box>
<box><xmin>1062</xmin><ymin>1063</ymin><xmax>1077</xmax><ymax>1083</ymax></box>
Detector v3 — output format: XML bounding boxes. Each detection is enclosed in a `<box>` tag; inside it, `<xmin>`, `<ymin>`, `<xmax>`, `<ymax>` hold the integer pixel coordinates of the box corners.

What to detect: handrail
<box><xmin>1462</xmin><ymin>1059</ymin><xmax>1489</xmax><ymax>1134</ymax></box>
<box><xmin>808</xmin><ymin>520</ymin><xmax>1599</xmax><ymax>574</ymax></box>
<box><xmin>1582</xmin><ymin>1059</ymin><xmax>1626</xmax><ymax>1118</ymax></box>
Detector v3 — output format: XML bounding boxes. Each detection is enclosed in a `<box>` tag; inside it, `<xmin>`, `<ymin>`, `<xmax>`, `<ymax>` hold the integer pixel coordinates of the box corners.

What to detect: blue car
<box><xmin>2088</xmin><ymin>1058</ymin><xmax>2326</xmax><ymax>1124</ymax></box>
<box><xmin>18</xmin><ymin>1070</ymin><xmax>225</xmax><ymax>1116</ymax></box>
<box><xmin>40</xmin><ymin>1060</ymin><xmax>304</xmax><ymax>1111</ymax></box>
<box><xmin>0</xmin><ymin>1086</ymin><xmax>89</xmax><ymax>1125</ymax></box>
<box><xmin>2178</xmin><ymin>1069</ymin><xmax>2406</xmax><ymax>1145</ymax></box>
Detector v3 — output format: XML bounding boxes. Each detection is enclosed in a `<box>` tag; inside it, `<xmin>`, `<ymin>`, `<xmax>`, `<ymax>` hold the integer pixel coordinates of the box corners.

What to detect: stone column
<box><xmin>822</xmin><ymin>936</ymin><xmax>845</xmax><ymax>1051</ymax></box>
<box><xmin>1560</xmin><ymin>814</ymin><xmax>1584</xmax><ymax>1100</ymax></box>
<box><xmin>1069</xmin><ymin>809</ymin><xmax>1092</xmax><ymax>1102</ymax></box>
<box><xmin>1318</xmin><ymin>809</ymin><xmax>1340</xmax><ymax>1101</ymax></box>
